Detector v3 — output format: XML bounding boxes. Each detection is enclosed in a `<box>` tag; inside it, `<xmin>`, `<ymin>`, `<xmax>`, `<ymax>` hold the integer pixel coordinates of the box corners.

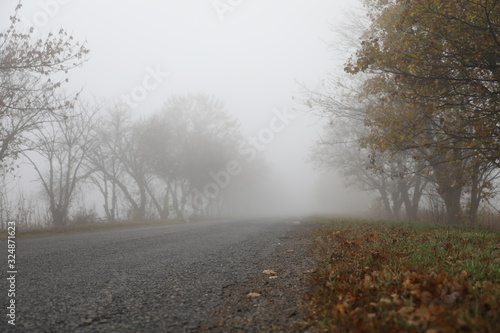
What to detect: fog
<box><xmin>1</xmin><ymin>0</ymin><xmax>373</xmax><ymax>224</ymax></box>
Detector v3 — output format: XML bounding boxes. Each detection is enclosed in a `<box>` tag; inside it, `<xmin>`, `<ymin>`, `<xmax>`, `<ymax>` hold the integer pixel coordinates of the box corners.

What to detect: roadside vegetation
<box><xmin>306</xmin><ymin>217</ymin><xmax>500</xmax><ymax>332</ymax></box>
<box><xmin>1</xmin><ymin>219</ymin><xmax>177</xmax><ymax>238</ymax></box>
<box><xmin>0</xmin><ymin>217</ymin><xmax>220</xmax><ymax>238</ymax></box>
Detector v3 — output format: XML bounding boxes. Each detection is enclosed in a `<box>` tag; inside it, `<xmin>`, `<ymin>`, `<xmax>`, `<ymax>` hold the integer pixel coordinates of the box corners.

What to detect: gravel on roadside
<box><xmin>198</xmin><ymin>221</ymin><xmax>318</xmax><ymax>332</ymax></box>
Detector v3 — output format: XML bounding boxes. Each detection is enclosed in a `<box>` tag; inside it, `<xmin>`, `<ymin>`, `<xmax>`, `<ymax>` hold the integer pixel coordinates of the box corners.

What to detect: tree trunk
<box><xmin>441</xmin><ymin>186</ymin><xmax>462</xmax><ymax>225</ymax></box>
<box><xmin>431</xmin><ymin>153</ymin><xmax>465</xmax><ymax>225</ymax></box>
<box><xmin>401</xmin><ymin>188</ymin><xmax>418</xmax><ymax>221</ymax></box>
<box><xmin>468</xmin><ymin>176</ymin><xmax>480</xmax><ymax>226</ymax></box>
<box><xmin>51</xmin><ymin>205</ymin><xmax>68</xmax><ymax>227</ymax></box>
<box><xmin>168</xmin><ymin>183</ymin><xmax>184</xmax><ymax>219</ymax></box>
<box><xmin>391</xmin><ymin>188</ymin><xmax>403</xmax><ymax>219</ymax></box>
<box><xmin>378</xmin><ymin>176</ymin><xmax>395</xmax><ymax>219</ymax></box>
<box><xmin>411</xmin><ymin>173</ymin><xmax>426</xmax><ymax>220</ymax></box>
<box><xmin>399</xmin><ymin>177</ymin><xmax>423</xmax><ymax>221</ymax></box>
<box><xmin>146</xmin><ymin>185</ymin><xmax>169</xmax><ymax>220</ymax></box>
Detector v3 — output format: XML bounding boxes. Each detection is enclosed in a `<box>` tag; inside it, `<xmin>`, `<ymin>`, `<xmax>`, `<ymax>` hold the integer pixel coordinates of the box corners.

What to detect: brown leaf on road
<box><xmin>246</xmin><ymin>292</ymin><xmax>261</xmax><ymax>298</ymax></box>
<box><xmin>263</xmin><ymin>269</ymin><xmax>277</xmax><ymax>275</ymax></box>
<box><xmin>285</xmin><ymin>249</ymin><xmax>295</xmax><ymax>253</ymax></box>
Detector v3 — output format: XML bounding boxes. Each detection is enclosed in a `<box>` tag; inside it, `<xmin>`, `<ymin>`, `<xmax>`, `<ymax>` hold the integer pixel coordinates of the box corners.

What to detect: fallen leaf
<box><xmin>410</xmin><ymin>289</ymin><xmax>422</xmax><ymax>298</ymax></box>
<box><xmin>246</xmin><ymin>292</ymin><xmax>261</xmax><ymax>298</ymax></box>
<box><xmin>460</xmin><ymin>252</ymin><xmax>472</xmax><ymax>259</ymax></box>
<box><xmin>421</xmin><ymin>291</ymin><xmax>433</xmax><ymax>301</ymax></box>
<box><xmin>335</xmin><ymin>304</ymin><xmax>346</xmax><ymax>313</ymax></box>
<box><xmin>413</xmin><ymin>307</ymin><xmax>431</xmax><ymax>321</ymax></box>
<box><xmin>379</xmin><ymin>297</ymin><xmax>391</xmax><ymax>305</ymax></box>
<box><xmin>398</xmin><ymin>306</ymin><xmax>415</xmax><ymax>316</ymax></box>
<box><xmin>263</xmin><ymin>270</ymin><xmax>277</xmax><ymax>275</ymax></box>
<box><xmin>285</xmin><ymin>249</ymin><xmax>295</xmax><ymax>253</ymax></box>
<box><xmin>269</xmin><ymin>276</ymin><xmax>278</xmax><ymax>279</ymax></box>
<box><xmin>428</xmin><ymin>304</ymin><xmax>445</xmax><ymax>315</ymax></box>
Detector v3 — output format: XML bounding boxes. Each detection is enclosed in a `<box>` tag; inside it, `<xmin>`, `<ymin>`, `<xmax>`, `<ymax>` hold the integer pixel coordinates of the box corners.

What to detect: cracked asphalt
<box><xmin>1</xmin><ymin>218</ymin><xmax>306</xmax><ymax>332</ymax></box>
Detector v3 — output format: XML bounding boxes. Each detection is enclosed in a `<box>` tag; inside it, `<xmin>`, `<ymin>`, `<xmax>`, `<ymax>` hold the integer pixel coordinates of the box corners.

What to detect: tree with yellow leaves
<box><xmin>347</xmin><ymin>0</ymin><xmax>500</xmax><ymax>224</ymax></box>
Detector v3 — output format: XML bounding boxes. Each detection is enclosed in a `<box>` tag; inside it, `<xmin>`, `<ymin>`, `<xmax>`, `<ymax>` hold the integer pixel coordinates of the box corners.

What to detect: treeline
<box><xmin>309</xmin><ymin>0</ymin><xmax>500</xmax><ymax>225</ymax></box>
<box><xmin>0</xmin><ymin>3</ymin><xmax>263</xmax><ymax>227</ymax></box>
<box><xmin>1</xmin><ymin>95</ymin><xmax>263</xmax><ymax>228</ymax></box>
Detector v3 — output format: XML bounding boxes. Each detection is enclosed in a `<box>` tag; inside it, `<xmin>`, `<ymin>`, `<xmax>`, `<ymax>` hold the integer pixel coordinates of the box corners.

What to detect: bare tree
<box><xmin>87</xmin><ymin>95</ymin><xmax>249</xmax><ymax>223</ymax></box>
<box><xmin>86</xmin><ymin>106</ymin><xmax>129</xmax><ymax>222</ymax></box>
<box><xmin>88</xmin><ymin>105</ymin><xmax>153</xmax><ymax>221</ymax></box>
<box><xmin>25</xmin><ymin>102</ymin><xmax>98</xmax><ymax>227</ymax></box>
<box><xmin>0</xmin><ymin>2</ymin><xmax>89</xmax><ymax>173</ymax></box>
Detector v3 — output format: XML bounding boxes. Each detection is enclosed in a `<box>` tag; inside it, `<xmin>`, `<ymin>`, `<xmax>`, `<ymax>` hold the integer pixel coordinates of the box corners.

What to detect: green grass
<box><xmin>305</xmin><ymin>217</ymin><xmax>500</xmax><ymax>332</ymax></box>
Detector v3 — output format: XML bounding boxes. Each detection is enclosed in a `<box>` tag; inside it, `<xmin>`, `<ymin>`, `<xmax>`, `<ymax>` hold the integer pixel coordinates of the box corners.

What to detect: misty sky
<box><xmin>1</xmin><ymin>0</ymin><xmax>369</xmax><ymax>215</ymax></box>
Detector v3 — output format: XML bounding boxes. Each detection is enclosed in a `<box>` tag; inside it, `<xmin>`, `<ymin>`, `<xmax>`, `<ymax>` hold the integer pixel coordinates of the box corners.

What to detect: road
<box><xmin>2</xmin><ymin>218</ymin><xmax>305</xmax><ymax>332</ymax></box>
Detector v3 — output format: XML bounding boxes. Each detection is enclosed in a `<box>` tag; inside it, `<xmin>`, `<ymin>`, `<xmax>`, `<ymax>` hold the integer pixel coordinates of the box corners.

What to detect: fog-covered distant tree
<box><xmin>86</xmin><ymin>95</ymin><xmax>263</xmax><ymax>222</ymax></box>
<box><xmin>86</xmin><ymin>106</ymin><xmax>130</xmax><ymax>222</ymax></box>
<box><xmin>25</xmin><ymin>102</ymin><xmax>98</xmax><ymax>227</ymax></box>
<box><xmin>303</xmin><ymin>21</ymin><xmax>430</xmax><ymax>219</ymax></box>
<box><xmin>119</xmin><ymin>124</ymin><xmax>153</xmax><ymax>220</ymax></box>
<box><xmin>88</xmin><ymin>105</ymin><xmax>152</xmax><ymax>221</ymax></box>
<box><xmin>141</xmin><ymin>94</ymin><xmax>243</xmax><ymax>218</ymax></box>
<box><xmin>312</xmin><ymin>112</ymin><xmax>428</xmax><ymax>220</ymax></box>
<box><xmin>0</xmin><ymin>2</ymin><xmax>89</xmax><ymax>173</ymax></box>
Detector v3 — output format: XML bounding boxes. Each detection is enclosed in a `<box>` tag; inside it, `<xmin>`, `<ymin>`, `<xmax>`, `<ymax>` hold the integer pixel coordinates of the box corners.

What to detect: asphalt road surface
<box><xmin>2</xmin><ymin>218</ymin><xmax>305</xmax><ymax>332</ymax></box>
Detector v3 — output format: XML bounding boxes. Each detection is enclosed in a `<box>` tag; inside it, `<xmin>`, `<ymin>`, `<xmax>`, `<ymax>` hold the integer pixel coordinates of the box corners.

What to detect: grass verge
<box><xmin>305</xmin><ymin>217</ymin><xmax>500</xmax><ymax>333</ymax></box>
<box><xmin>1</xmin><ymin>217</ymin><xmax>222</xmax><ymax>238</ymax></box>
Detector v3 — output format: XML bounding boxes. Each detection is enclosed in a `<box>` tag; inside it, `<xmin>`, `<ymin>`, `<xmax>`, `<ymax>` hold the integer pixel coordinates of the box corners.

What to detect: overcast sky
<box><xmin>1</xmin><ymin>0</ymin><xmax>369</xmax><ymax>215</ymax></box>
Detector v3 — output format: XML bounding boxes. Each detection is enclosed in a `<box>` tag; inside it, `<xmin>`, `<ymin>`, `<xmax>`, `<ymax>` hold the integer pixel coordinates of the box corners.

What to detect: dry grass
<box><xmin>1</xmin><ymin>217</ymin><xmax>220</xmax><ymax>238</ymax></box>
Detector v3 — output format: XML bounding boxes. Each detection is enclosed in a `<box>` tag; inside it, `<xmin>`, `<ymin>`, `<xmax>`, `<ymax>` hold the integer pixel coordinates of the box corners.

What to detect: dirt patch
<box><xmin>198</xmin><ymin>222</ymin><xmax>318</xmax><ymax>332</ymax></box>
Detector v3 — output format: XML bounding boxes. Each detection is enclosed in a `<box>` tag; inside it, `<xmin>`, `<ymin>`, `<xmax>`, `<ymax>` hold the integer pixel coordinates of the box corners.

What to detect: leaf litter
<box><xmin>305</xmin><ymin>219</ymin><xmax>500</xmax><ymax>332</ymax></box>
